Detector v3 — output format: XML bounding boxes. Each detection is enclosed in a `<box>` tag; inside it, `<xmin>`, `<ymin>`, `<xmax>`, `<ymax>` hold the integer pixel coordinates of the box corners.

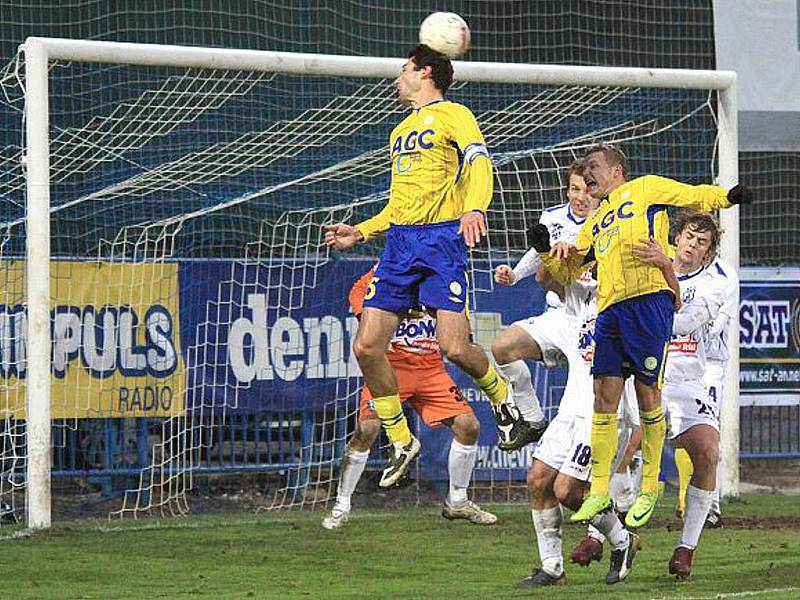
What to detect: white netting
<box><xmin>0</xmin><ymin>45</ymin><xmax>721</xmax><ymax>523</ymax></box>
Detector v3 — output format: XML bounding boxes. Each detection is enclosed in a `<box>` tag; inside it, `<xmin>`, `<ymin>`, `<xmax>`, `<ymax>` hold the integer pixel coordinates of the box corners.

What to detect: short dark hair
<box><xmin>671</xmin><ymin>209</ymin><xmax>722</xmax><ymax>256</ymax></box>
<box><xmin>565</xmin><ymin>159</ymin><xmax>585</xmax><ymax>184</ymax></box>
<box><xmin>409</xmin><ymin>44</ymin><xmax>454</xmax><ymax>94</ymax></box>
<box><xmin>584</xmin><ymin>143</ymin><xmax>629</xmax><ymax>179</ymax></box>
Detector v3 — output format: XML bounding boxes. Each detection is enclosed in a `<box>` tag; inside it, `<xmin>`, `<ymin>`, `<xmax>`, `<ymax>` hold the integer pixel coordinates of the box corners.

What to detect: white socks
<box><xmin>496</xmin><ymin>360</ymin><xmax>545</xmax><ymax>423</ymax></box>
<box><xmin>710</xmin><ymin>465</ymin><xmax>722</xmax><ymax>514</ymax></box>
<box><xmin>590</xmin><ymin>510</ymin><xmax>629</xmax><ymax>550</ymax></box>
<box><xmin>680</xmin><ymin>484</ymin><xmax>714</xmax><ymax>549</ymax></box>
<box><xmin>333</xmin><ymin>447</ymin><xmax>369</xmax><ymax>513</ymax></box>
<box><xmin>448</xmin><ymin>439</ymin><xmax>477</xmax><ymax>507</ymax></box>
<box><xmin>532</xmin><ymin>506</ymin><xmax>564</xmax><ymax>576</ymax></box>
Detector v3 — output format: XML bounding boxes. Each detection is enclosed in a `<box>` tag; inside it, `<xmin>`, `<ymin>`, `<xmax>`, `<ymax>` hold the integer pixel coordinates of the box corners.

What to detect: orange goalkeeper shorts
<box><xmin>359</xmin><ymin>351</ymin><xmax>472</xmax><ymax>428</ymax></box>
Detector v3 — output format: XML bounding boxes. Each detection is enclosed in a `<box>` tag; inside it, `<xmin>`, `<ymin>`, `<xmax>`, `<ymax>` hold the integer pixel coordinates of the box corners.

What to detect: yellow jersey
<box><xmin>356</xmin><ymin>100</ymin><xmax>493</xmax><ymax>241</ymax></box>
<box><xmin>544</xmin><ymin>175</ymin><xmax>731</xmax><ymax>313</ymax></box>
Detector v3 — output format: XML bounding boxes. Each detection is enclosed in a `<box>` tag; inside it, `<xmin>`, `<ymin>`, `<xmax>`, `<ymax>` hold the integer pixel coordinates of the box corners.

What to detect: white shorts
<box><xmin>533</xmin><ymin>413</ymin><xmax>592</xmax><ymax>481</ymax></box>
<box><xmin>703</xmin><ymin>360</ymin><xmax>726</xmax><ymax>406</ymax></box>
<box><xmin>663</xmin><ymin>379</ymin><xmax>719</xmax><ymax>440</ymax></box>
<box><xmin>512</xmin><ymin>308</ymin><xmax>573</xmax><ymax>367</ymax></box>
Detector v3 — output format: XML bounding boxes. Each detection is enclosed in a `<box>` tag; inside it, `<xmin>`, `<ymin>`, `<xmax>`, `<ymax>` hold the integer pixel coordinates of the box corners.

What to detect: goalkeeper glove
<box><xmin>727</xmin><ymin>184</ymin><xmax>753</xmax><ymax>205</ymax></box>
<box><xmin>527</xmin><ymin>223</ymin><xmax>551</xmax><ymax>252</ymax></box>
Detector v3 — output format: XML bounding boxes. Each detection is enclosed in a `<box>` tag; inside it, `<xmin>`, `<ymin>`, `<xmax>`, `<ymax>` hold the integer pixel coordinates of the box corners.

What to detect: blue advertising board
<box><xmin>740</xmin><ymin>267</ymin><xmax>800</xmax><ymax>406</ymax></box>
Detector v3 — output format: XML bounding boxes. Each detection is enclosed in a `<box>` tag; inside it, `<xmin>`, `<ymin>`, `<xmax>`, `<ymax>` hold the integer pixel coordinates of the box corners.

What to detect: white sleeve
<box><xmin>673</xmin><ymin>290</ymin><xmax>724</xmax><ymax>336</ymax></box>
<box><xmin>512</xmin><ymin>248</ymin><xmax>542</xmax><ymax>282</ymax></box>
<box><xmin>709</xmin><ymin>269</ymin><xmax>739</xmax><ymax>338</ymax></box>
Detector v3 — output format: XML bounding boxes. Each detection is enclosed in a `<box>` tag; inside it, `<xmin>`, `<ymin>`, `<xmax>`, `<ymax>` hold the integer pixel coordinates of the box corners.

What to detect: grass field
<box><xmin>2</xmin><ymin>493</ymin><xmax>799</xmax><ymax>599</ymax></box>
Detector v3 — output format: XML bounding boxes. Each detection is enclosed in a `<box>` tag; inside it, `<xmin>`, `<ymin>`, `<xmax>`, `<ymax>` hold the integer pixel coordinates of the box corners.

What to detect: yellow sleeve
<box><xmin>539</xmin><ymin>251</ymin><xmax>587</xmax><ymax>286</ymax></box>
<box><xmin>640</xmin><ymin>175</ymin><xmax>732</xmax><ymax>212</ymax></box>
<box><xmin>449</xmin><ymin>105</ymin><xmax>493</xmax><ymax>213</ymax></box>
<box><xmin>355</xmin><ymin>203</ymin><xmax>392</xmax><ymax>241</ymax></box>
<box><xmin>461</xmin><ymin>156</ymin><xmax>493</xmax><ymax>213</ymax></box>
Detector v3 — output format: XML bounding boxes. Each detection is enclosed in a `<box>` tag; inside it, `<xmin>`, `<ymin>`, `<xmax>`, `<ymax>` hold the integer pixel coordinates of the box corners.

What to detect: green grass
<box><xmin>3</xmin><ymin>493</ymin><xmax>799</xmax><ymax>599</ymax></box>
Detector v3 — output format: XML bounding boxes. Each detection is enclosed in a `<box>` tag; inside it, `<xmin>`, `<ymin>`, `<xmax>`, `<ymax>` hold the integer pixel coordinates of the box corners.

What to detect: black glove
<box><xmin>527</xmin><ymin>223</ymin><xmax>551</xmax><ymax>253</ymax></box>
<box><xmin>727</xmin><ymin>184</ymin><xmax>753</xmax><ymax>205</ymax></box>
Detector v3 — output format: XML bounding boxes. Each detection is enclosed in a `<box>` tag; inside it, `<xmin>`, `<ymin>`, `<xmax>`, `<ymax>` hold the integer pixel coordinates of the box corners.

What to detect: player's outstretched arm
<box><xmin>324</xmin><ymin>223</ymin><xmax>363</xmax><ymax>251</ymax></box>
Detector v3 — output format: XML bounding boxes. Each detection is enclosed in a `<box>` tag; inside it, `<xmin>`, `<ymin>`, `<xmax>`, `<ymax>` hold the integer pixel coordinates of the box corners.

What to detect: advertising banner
<box><xmin>739</xmin><ymin>267</ymin><xmax>800</xmax><ymax>405</ymax></box>
<box><xmin>1</xmin><ymin>262</ymin><xmax>184</xmax><ymax>418</ymax></box>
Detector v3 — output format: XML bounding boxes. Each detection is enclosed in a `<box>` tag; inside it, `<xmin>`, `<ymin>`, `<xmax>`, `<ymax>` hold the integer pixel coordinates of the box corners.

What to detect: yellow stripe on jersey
<box><xmin>356</xmin><ymin>101</ymin><xmax>493</xmax><ymax>241</ymax></box>
<box><xmin>572</xmin><ymin>175</ymin><xmax>730</xmax><ymax>312</ymax></box>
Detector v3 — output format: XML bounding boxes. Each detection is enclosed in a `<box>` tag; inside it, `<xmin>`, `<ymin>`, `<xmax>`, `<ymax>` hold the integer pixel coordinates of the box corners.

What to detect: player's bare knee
<box><xmin>692</xmin><ymin>441</ymin><xmax>719</xmax><ymax>472</ymax></box>
<box><xmin>350</xmin><ymin>419</ymin><xmax>380</xmax><ymax>451</ymax></box>
<box><xmin>440</xmin><ymin>338</ymin><xmax>470</xmax><ymax>366</ymax></box>
<box><xmin>553</xmin><ymin>476</ymin><xmax>578</xmax><ymax>505</ymax></box>
<box><xmin>490</xmin><ymin>336</ymin><xmax>515</xmax><ymax>365</ymax></box>
<box><xmin>527</xmin><ymin>461</ymin><xmax>553</xmax><ymax>499</ymax></box>
<box><xmin>353</xmin><ymin>337</ymin><xmax>383</xmax><ymax>364</ymax></box>
<box><xmin>451</xmin><ymin>413</ymin><xmax>480</xmax><ymax>445</ymax></box>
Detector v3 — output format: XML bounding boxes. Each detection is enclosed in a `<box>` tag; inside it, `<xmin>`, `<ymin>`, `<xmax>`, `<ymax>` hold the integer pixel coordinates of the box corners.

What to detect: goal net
<box><xmin>0</xmin><ymin>39</ymin><xmax>736</xmax><ymax>527</ymax></box>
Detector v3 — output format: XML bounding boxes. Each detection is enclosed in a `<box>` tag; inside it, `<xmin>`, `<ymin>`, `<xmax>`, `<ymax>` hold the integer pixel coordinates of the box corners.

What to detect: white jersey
<box><xmin>704</xmin><ymin>256</ymin><xmax>738</xmax><ymax>363</ymax></box>
<box><xmin>557</xmin><ymin>277</ymin><xmax>598</xmax><ymax>418</ymax></box>
<box><xmin>664</xmin><ymin>265</ymin><xmax>727</xmax><ymax>385</ymax></box>
<box><xmin>512</xmin><ymin>201</ymin><xmax>588</xmax><ymax>287</ymax></box>
<box><xmin>539</xmin><ymin>202</ymin><xmax>587</xmax><ymax>245</ymax></box>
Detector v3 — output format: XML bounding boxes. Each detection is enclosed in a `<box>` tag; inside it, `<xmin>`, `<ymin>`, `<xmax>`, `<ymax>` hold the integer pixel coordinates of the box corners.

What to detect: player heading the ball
<box><xmin>324</xmin><ymin>44</ymin><xmax>509</xmax><ymax>487</ymax></box>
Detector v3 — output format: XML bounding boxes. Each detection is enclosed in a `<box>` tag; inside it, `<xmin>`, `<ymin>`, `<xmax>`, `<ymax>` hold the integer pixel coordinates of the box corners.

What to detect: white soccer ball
<box><xmin>418</xmin><ymin>12</ymin><xmax>471</xmax><ymax>59</ymax></box>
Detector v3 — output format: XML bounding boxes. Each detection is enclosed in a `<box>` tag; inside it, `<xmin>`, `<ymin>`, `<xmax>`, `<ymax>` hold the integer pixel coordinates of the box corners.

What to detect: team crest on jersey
<box><xmin>549</xmin><ymin>223</ymin><xmax>564</xmax><ymax>242</ymax></box>
<box><xmin>682</xmin><ymin>286</ymin><xmax>696</xmax><ymax>303</ymax></box>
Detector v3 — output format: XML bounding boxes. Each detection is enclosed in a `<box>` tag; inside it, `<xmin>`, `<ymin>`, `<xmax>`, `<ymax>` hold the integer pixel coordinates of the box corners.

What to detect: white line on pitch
<box><xmin>652</xmin><ymin>586</ymin><xmax>799</xmax><ymax>600</ymax></box>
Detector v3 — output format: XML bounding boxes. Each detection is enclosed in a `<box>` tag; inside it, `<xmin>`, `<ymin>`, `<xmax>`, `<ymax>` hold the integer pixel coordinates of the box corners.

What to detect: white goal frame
<box><xmin>21</xmin><ymin>37</ymin><xmax>739</xmax><ymax>529</ymax></box>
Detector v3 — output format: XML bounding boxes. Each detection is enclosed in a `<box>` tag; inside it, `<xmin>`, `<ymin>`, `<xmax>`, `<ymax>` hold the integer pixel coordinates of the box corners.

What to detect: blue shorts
<box><xmin>591</xmin><ymin>290</ymin><xmax>674</xmax><ymax>387</ymax></box>
<box><xmin>363</xmin><ymin>220</ymin><xmax>468</xmax><ymax>313</ymax></box>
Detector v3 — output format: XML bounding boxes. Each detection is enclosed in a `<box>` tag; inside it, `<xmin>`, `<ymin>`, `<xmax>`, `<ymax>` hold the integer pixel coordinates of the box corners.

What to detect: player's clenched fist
<box><xmin>494</xmin><ymin>264</ymin><xmax>516</xmax><ymax>286</ymax></box>
<box><xmin>324</xmin><ymin>223</ymin><xmax>363</xmax><ymax>251</ymax></box>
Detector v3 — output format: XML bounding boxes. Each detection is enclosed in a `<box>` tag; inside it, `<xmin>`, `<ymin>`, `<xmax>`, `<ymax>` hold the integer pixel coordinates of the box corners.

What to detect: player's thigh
<box><xmin>593</xmin><ymin>376</ymin><xmax>625</xmax><ymax>413</ymax></box>
<box><xmin>434</xmin><ymin>308</ymin><xmax>472</xmax><ymax>358</ymax></box>
<box><xmin>355</xmin><ymin>307</ymin><xmax>400</xmax><ymax>354</ymax></box>
<box><xmin>491</xmin><ymin>323</ymin><xmax>542</xmax><ymax>363</ymax></box>
<box><xmin>528</xmin><ymin>457</ymin><xmax>559</xmax><ymax>493</ymax></box>
<box><xmin>505</xmin><ymin>309</ymin><xmax>572</xmax><ymax>366</ymax></box>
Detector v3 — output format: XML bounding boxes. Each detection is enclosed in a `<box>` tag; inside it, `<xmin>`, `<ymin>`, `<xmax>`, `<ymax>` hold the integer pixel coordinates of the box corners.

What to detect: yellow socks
<box><xmin>372</xmin><ymin>394</ymin><xmax>411</xmax><ymax>446</ymax></box>
<box><xmin>640</xmin><ymin>406</ymin><xmax>667</xmax><ymax>494</ymax></box>
<box><xmin>675</xmin><ymin>447</ymin><xmax>694</xmax><ymax>516</ymax></box>
<box><xmin>589</xmin><ymin>413</ymin><xmax>619</xmax><ymax>496</ymax></box>
<box><xmin>475</xmin><ymin>363</ymin><xmax>509</xmax><ymax>405</ymax></box>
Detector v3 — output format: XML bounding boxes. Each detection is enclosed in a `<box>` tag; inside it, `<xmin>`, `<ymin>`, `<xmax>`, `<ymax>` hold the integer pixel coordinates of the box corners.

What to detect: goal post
<box><xmin>18</xmin><ymin>37</ymin><xmax>739</xmax><ymax>528</ymax></box>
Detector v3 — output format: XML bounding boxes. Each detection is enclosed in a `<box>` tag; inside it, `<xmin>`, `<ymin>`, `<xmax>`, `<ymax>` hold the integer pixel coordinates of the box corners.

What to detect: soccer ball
<box><xmin>418</xmin><ymin>12</ymin><xmax>470</xmax><ymax>59</ymax></box>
